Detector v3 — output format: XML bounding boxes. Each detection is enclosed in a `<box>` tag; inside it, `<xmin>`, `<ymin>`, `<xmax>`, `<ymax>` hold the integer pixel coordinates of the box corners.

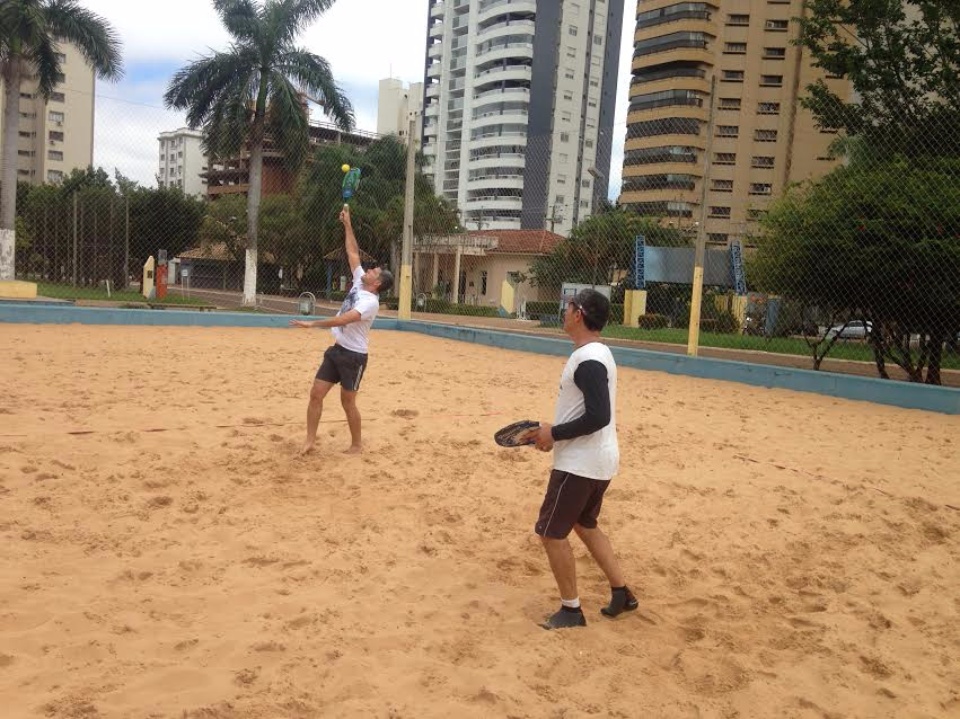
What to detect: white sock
<box><xmin>561</xmin><ymin>597</ymin><xmax>581</xmax><ymax>609</ymax></box>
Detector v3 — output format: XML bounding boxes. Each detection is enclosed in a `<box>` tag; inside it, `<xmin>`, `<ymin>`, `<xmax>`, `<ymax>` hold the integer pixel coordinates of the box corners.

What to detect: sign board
<box><xmin>729</xmin><ymin>238</ymin><xmax>747</xmax><ymax>295</ymax></box>
<box><xmin>559</xmin><ymin>283</ymin><xmax>612</xmax><ymax>314</ymax></box>
<box><xmin>634</xmin><ymin>235</ymin><xmax>646</xmax><ymax>289</ymax></box>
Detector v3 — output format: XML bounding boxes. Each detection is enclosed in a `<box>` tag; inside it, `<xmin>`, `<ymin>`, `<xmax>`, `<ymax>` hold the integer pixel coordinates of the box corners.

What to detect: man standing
<box><xmin>290</xmin><ymin>206</ymin><xmax>393</xmax><ymax>455</ymax></box>
<box><xmin>530</xmin><ymin>288</ymin><xmax>638</xmax><ymax>629</ymax></box>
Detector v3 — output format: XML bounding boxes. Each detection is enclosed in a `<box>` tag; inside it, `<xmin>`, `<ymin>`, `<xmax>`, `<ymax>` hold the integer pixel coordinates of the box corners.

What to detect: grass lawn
<box><xmin>36</xmin><ymin>282</ymin><xmax>210</xmax><ymax>307</ymax></box>
<box><xmin>601</xmin><ymin>325</ymin><xmax>960</xmax><ymax>370</ymax></box>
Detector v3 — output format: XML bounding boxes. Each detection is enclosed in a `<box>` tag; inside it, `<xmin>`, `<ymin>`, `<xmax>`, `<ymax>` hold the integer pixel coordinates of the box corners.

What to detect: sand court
<box><xmin>0</xmin><ymin>324</ymin><xmax>958</xmax><ymax>718</ymax></box>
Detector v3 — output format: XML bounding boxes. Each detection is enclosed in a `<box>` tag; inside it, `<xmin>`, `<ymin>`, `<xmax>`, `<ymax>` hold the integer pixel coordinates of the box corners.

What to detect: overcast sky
<box><xmin>83</xmin><ymin>0</ymin><xmax>634</xmax><ymax>199</ymax></box>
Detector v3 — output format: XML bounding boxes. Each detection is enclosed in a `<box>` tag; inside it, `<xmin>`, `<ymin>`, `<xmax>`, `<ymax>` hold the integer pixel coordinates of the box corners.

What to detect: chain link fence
<box><xmin>9</xmin><ymin>104</ymin><xmax>960</xmax><ymax>387</ymax></box>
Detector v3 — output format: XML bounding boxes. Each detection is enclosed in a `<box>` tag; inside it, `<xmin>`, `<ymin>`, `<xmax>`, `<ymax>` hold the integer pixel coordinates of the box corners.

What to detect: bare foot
<box><xmin>299</xmin><ymin>441</ymin><xmax>316</xmax><ymax>456</ymax></box>
<box><xmin>343</xmin><ymin>445</ymin><xmax>362</xmax><ymax>455</ymax></box>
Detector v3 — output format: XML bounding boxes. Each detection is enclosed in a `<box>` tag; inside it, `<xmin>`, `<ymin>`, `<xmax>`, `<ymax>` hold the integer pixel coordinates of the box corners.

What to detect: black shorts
<box><xmin>316</xmin><ymin>344</ymin><xmax>369</xmax><ymax>392</ymax></box>
<box><xmin>535</xmin><ymin>470</ymin><xmax>610</xmax><ymax>539</ymax></box>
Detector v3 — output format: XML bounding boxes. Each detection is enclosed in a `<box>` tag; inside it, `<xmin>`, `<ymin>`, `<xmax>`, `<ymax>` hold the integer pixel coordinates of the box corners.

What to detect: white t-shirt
<box><xmin>331</xmin><ymin>266</ymin><xmax>380</xmax><ymax>354</ymax></box>
<box><xmin>553</xmin><ymin>342</ymin><xmax>619</xmax><ymax>481</ymax></box>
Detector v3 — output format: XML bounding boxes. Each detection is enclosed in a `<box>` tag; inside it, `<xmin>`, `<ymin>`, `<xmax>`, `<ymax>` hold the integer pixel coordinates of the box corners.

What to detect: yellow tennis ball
<box><xmin>341</xmin><ymin>164</ymin><xmax>350</xmax><ymax>173</ymax></box>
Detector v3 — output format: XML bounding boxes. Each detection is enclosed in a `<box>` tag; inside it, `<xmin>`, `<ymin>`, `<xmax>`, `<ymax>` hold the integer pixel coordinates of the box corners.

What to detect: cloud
<box><xmin>82</xmin><ymin>0</ymin><xmax>634</xmax><ymax>196</ymax></box>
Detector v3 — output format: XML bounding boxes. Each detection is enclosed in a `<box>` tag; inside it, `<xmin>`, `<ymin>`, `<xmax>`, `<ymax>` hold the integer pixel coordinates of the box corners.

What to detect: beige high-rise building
<box><xmin>0</xmin><ymin>41</ymin><xmax>95</xmax><ymax>185</ymax></box>
<box><xmin>377</xmin><ymin>78</ymin><xmax>424</xmax><ymax>140</ymax></box>
<box><xmin>621</xmin><ymin>0</ymin><xmax>851</xmax><ymax>245</ymax></box>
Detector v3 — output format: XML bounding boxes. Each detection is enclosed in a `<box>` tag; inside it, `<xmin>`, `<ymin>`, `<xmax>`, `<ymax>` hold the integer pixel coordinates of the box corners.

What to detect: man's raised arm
<box><xmin>341</xmin><ymin>206</ymin><xmax>361</xmax><ymax>274</ymax></box>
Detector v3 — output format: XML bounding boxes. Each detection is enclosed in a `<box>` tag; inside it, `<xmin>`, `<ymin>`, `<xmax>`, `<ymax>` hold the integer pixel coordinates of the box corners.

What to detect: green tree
<box><xmin>751</xmin><ymin>160</ymin><xmax>960</xmax><ymax>384</ymax></box>
<box><xmin>797</xmin><ymin>0</ymin><xmax>960</xmax><ymax>141</ymax></box>
<box><xmin>164</xmin><ymin>0</ymin><xmax>354</xmax><ymax>306</ymax></box>
<box><xmin>0</xmin><ymin>0</ymin><xmax>122</xmax><ymax>279</ymax></box>
<box><xmin>530</xmin><ymin>208</ymin><xmax>689</xmax><ymax>290</ymax></box>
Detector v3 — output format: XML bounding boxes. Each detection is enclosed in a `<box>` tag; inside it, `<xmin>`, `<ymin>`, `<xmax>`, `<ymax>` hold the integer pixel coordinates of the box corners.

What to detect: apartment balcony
<box><xmin>477</xmin><ymin>19</ymin><xmax>536</xmax><ymax>42</ymax></box>
<box><xmin>477</xmin><ymin>0</ymin><xmax>536</xmax><ymax>25</ymax></box>
<box><xmin>473</xmin><ymin>64</ymin><xmax>533</xmax><ymax>88</ymax></box>
<box><xmin>463</xmin><ymin>195</ymin><xmax>523</xmax><ymax>211</ymax></box>
<box><xmin>466</xmin><ymin>174</ymin><xmax>525</xmax><ymax>192</ymax></box>
<box><xmin>475</xmin><ymin>42</ymin><xmax>534</xmax><ymax>67</ymax></box>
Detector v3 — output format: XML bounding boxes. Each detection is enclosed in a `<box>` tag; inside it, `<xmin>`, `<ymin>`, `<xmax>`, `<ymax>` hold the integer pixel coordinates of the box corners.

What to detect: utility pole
<box><xmin>687</xmin><ymin>75</ymin><xmax>718</xmax><ymax>357</ymax></box>
<box><xmin>398</xmin><ymin>110</ymin><xmax>419</xmax><ymax>320</ymax></box>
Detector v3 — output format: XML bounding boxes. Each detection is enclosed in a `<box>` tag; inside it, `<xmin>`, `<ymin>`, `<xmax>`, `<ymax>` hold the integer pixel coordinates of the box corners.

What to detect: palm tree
<box><xmin>0</xmin><ymin>0</ymin><xmax>122</xmax><ymax>281</ymax></box>
<box><xmin>164</xmin><ymin>0</ymin><xmax>354</xmax><ymax>305</ymax></box>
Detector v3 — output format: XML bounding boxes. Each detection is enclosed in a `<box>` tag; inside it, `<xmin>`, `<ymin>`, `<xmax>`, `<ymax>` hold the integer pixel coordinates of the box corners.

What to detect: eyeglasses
<box><xmin>568</xmin><ymin>298</ymin><xmax>591</xmax><ymax>321</ymax></box>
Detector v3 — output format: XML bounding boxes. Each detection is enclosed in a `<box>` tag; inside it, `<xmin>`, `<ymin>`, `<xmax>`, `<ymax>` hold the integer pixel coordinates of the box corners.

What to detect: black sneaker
<box><xmin>600</xmin><ymin>587</ymin><xmax>639</xmax><ymax>618</ymax></box>
<box><xmin>541</xmin><ymin>606</ymin><xmax>587</xmax><ymax>630</ymax></box>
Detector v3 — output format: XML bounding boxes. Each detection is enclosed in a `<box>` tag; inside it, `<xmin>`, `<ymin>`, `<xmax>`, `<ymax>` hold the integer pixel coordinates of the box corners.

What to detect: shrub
<box><xmin>638</xmin><ymin>313</ymin><xmax>669</xmax><ymax>330</ymax></box>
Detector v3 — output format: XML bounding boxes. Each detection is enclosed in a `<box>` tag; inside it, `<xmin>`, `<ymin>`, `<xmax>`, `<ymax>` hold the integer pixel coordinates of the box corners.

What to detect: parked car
<box><xmin>825</xmin><ymin>320</ymin><xmax>873</xmax><ymax>340</ymax></box>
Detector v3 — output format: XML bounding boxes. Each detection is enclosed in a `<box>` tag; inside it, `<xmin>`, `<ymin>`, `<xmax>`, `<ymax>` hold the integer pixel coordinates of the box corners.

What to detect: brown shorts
<box><xmin>535</xmin><ymin>469</ymin><xmax>610</xmax><ymax>539</ymax></box>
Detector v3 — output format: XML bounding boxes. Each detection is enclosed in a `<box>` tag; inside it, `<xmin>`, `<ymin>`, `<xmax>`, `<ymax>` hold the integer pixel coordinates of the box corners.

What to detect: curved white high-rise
<box><xmin>422</xmin><ymin>0</ymin><xmax>624</xmax><ymax>236</ymax></box>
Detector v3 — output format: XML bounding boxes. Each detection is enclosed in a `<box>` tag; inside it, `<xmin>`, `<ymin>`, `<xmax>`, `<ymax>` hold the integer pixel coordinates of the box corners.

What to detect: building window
<box><xmin>755</xmin><ymin>129</ymin><xmax>778</xmax><ymax>142</ymax></box>
<box><xmin>708</xmin><ymin>233</ymin><xmax>729</xmax><ymax>244</ymax></box>
<box><xmin>55</xmin><ymin>52</ymin><xmax>66</xmax><ymax>63</ymax></box>
<box><xmin>481</xmin><ymin>270</ymin><xmax>488</xmax><ymax>295</ymax></box>
<box><xmin>565</xmin><ymin>70</ymin><xmax>575</xmax><ymax>79</ymax></box>
<box><xmin>712</xmin><ymin>179</ymin><xmax>734</xmax><ymax>192</ymax></box>
<box><xmin>19</xmin><ymin>92</ymin><xmax>34</xmax><ymax>100</ymax></box>
<box><xmin>48</xmin><ymin>111</ymin><xmax>64</xmax><ymax>123</ymax></box>
<box><xmin>593</xmin><ymin>35</ymin><xmax>602</xmax><ymax>45</ymax></box>
<box><xmin>568</xmin><ymin>26</ymin><xmax>578</xmax><ymax>36</ymax></box>
<box><xmin>727</xmin><ymin>14</ymin><xmax>750</xmax><ymax>26</ymax></box>
<box><xmin>51</xmin><ymin>92</ymin><xmax>65</xmax><ymax>102</ymax></box>
<box><xmin>47</xmin><ymin>170</ymin><xmax>64</xmax><ymax>183</ymax></box>
<box><xmin>758</xmin><ymin>102</ymin><xmax>781</xmax><ymax>115</ymax></box>
<box><xmin>581</xmin><ymin>179</ymin><xmax>591</xmax><ymax>188</ymax></box>
<box><xmin>763</xmin><ymin>47</ymin><xmax>786</xmax><ymax>59</ymax></box>
<box><xmin>719</xmin><ymin>98</ymin><xmax>741</xmax><ymax>110</ymax></box>
<box><xmin>760</xmin><ymin>74</ymin><xmax>783</xmax><ymax>87</ymax></box>
<box><xmin>722</xmin><ymin>70</ymin><xmax>744</xmax><ymax>82</ymax></box>
<box><xmin>710</xmin><ymin>206</ymin><xmax>731</xmax><ymax>218</ymax></box>
<box><xmin>19</xmin><ymin>131</ymin><xmax>33</xmax><ymax>139</ymax></box>
<box><xmin>724</xmin><ymin>42</ymin><xmax>747</xmax><ymax>54</ymax></box>
<box><xmin>585</xmin><ymin>139</ymin><xmax>594</xmax><ymax>147</ymax></box>
<box><xmin>48</xmin><ymin>150</ymin><xmax>63</xmax><ymax>161</ymax></box>
<box><xmin>49</xmin><ymin>131</ymin><xmax>64</xmax><ymax>142</ymax></box>
<box><xmin>717</xmin><ymin>125</ymin><xmax>739</xmax><ymax>138</ymax></box>
<box><xmin>765</xmin><ymin>19</ymin><xmax>789</xmax><ymax>31</ymax></box>
<box><xmin>560</xmin><ymin>132</ymin><xmax>570</xmax><ymax>142</ymax></box>
<box><xmin>558</xmin><ymin>174</ymin><xmax>567</xmax><ymax>185</ymax></box>
<box><xmin>18</xmin><ymin>150</ymin><xmax>34</xmax><ymax>157</ymax></box>
<box><xmin>750</xmin><ymin>183</ymin><xmax>773</xmax><ymax>195</ymax></box>
<box><xmin>752</xmin><ymin>156</ymin><xmax>775</xmax><ymax>168</ymax></box>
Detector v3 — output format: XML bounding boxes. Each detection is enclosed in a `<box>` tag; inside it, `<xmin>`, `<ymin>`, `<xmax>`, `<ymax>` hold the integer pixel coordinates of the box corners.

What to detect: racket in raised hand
<box><xmin>342</xmin><ymin>165</ymin><xmax>362</xmax><ymax>208</ymax></box>
<box><xmin>494</xmin><ymin>420</ymin><xmax>540</xmax><ymax>447</ymax></box>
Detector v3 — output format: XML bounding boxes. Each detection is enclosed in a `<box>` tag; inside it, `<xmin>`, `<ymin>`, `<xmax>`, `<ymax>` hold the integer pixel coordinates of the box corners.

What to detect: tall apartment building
<box><xmin>422</xmin><ymin>0</ymin><xmax>624</xmax><ymax>236</ymax></box>
<box><xmin>158</xmin><ymin>128</ymin><xmax>207</xmax><ymax>198</ymax></box>
<box><xmin>621</xmin><ymin>0</ymin><xmax>851</xmax><ymax>245</ymax></box>
<box><xmin>377</xmin><ymin>78</ymin><xmax>425</xmax><ymax>140</ymax></box>
<box><xmin>0</xmin><ymin>42</ymin><xmax>95</xmax><ymax>185</ymax></box>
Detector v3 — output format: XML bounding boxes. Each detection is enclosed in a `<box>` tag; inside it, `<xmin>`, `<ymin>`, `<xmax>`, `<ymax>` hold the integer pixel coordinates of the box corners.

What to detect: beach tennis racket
<box><xmin>494</xmin><ymin>420</ymin><xmax>540</xmax><ymax>447</ymax></box>
<box><xmin>342</xmin><ymin>167</ymin><xmax>362</xmax><ymax>207</ymax></box>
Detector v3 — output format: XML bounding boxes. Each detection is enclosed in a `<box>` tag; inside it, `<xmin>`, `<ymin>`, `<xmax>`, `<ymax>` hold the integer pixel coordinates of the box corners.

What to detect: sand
<box><xmin>0</xmin><ymin>324</ymin><xmax>958</xmax><ymax>719</ymax></box>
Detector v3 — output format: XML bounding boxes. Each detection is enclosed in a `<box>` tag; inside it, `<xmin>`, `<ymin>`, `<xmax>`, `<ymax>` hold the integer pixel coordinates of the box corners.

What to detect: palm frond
<box><xmin>272</xmin><ymin>0</ymin><xmax>337</xmax><ymax>46</ymax></box>
<box><xmin>275</xmin><ymin>47</ymin><xmax>354</xmax><ymax>131</ymax></box>
<box><xmin>44</xmin><ymin>0</ymin><xmax>122</xmax><ymax>80</ymax></box>
<box><xmin>164</xmin><ymin>47</ymin><xmax>259</xmax><ymax>127</ymax></box>
<box><xmin>31</xmin><ymin>33</ymin><xmax>60</xmax><ymax>98</ymax></box>
<box><xmin>212</xmin><ymin>0</ymin><xmax>261</xmax><ymax>43</ymax></box>
<box><xmin>204</xmin><ymin>89</ymin><xmax>254</xmax><ymax>160</ymax></box>
<box><xmin>265</xmin><ymin>71</ymin><xmax>310</xmax><ymax>170</ymax></box>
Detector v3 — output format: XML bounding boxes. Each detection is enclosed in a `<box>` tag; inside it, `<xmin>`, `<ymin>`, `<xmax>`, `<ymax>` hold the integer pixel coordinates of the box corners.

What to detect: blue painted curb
<box><xmin>0</xmin><ymin>302</ymin><xmax>399</xmax><ymax>330</ymax></box>
<box><xmin>2</xmin><ymin>304</ymin><xmax>957</xmax><ymax>415</ymax></box>
<box><xmin>396</xmin><ymin>321</ymin><xmax>960</xmax><ymax>415</ymax></box>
